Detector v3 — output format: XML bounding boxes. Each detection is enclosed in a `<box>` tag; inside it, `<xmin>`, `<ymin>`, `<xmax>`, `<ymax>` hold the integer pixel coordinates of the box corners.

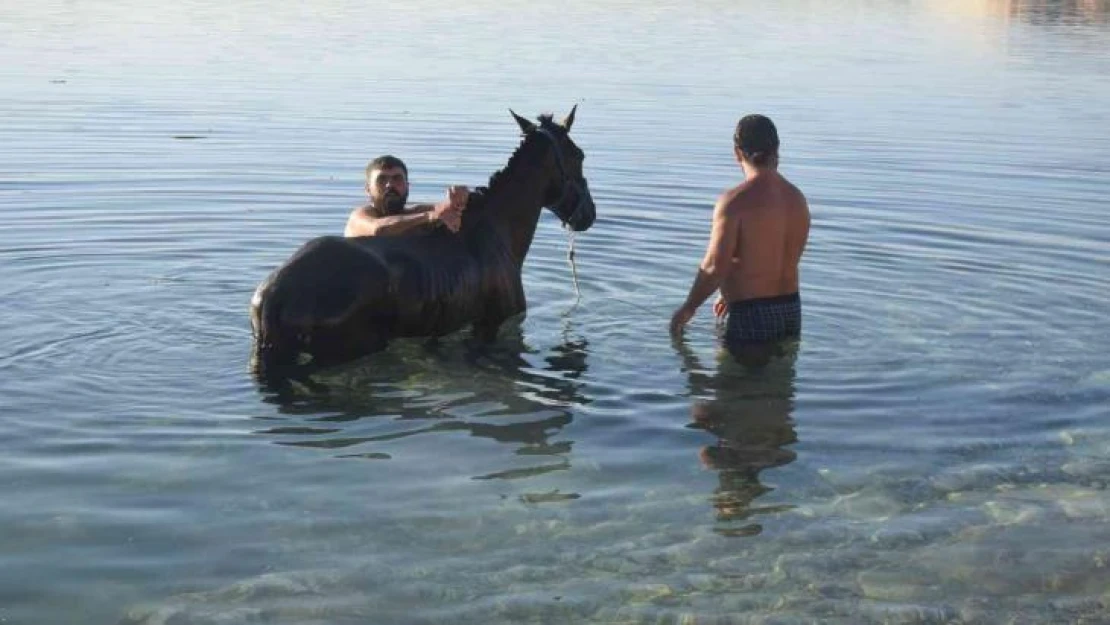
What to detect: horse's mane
<box><xmin>484</xmin><ymin>114</ymin><xmax>558</xmax><ymax>193</ymax></box>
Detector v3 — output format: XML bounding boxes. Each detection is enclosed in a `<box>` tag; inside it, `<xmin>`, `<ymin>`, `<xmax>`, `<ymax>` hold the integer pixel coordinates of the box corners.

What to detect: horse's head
<box><xmin>511</xmin><ymin>107</ymin><xmax>596</xmax><ymax>232</ymax></box>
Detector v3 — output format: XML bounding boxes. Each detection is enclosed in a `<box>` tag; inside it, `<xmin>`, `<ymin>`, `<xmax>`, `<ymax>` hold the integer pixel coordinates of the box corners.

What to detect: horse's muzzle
<box><xmin>560</xmin><ymin>179</ymin><xmax>596</xmax><ymax>232</ymax></box>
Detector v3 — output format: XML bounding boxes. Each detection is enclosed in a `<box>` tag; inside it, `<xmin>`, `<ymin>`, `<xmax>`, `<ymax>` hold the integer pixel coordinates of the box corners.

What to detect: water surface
<box><xmin>2</xmin><ymin>1</ymin><xmax>1109</xmax><ymax>623</ymax></box>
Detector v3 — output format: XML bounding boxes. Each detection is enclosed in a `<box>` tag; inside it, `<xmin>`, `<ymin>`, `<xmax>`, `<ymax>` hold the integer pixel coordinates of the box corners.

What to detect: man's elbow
<box><xmin>699</xmin><ymin>261</ymin><xmax>728</xmax><ymax>279</ymax></box>
<box><xmin>354</xmin><ymin>224</ymin><xmax>380</xmax><ymax>237</ymax></box>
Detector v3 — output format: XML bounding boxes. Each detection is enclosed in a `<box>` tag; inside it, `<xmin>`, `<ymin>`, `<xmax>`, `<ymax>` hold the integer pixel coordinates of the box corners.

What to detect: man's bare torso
<box><xmin>719</xmin><ymin>172</ymin><xmax>810</xmax><ymax>303</ymax></box>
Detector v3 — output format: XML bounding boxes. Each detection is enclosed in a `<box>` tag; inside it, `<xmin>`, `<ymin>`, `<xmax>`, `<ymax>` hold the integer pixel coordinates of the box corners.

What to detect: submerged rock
<box><xmin>1061</xmin><ymin>458</ymin><xmax>1110</xmax><ymax>482</ymax></box>
<box><xmin>1057</xmin><ymin>488</ymin><xmax>1110</xmax><ymax>520</ymax></box>
<box><xmin>858</xmin><ymin>601</ymin><xmax>960</xmax><ymax>625</ymax></box>
<box><xmin>856</xmin><ymin>569</ymin><xmax>942</xmax><ymax>603</ymax></box>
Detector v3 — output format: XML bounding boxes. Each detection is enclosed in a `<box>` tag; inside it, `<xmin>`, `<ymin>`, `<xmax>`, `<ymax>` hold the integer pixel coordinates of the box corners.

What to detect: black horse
<box><xmin>250</xmin><ymin>107</ymin><xmax>596</xmax><ymax>374</ymax></box>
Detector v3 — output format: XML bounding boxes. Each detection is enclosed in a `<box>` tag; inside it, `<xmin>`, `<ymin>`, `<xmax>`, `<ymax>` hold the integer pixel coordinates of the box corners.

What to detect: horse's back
<box><xmin>366</xmin><ymin>232</ymin><xmax>487</xmax><ymax>335</ymax></box>
<box><xmin>253</xmin><ymin>232</ymin><xmax>485</xmax><ymax>338</ymax></box>
<box><xmin>264</xmin><ymin>235</ymin><xmax>390</xmax><ymax>325</ymax></box>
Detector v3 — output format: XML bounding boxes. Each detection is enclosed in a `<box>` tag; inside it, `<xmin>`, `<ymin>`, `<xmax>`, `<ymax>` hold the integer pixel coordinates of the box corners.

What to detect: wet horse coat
<box><xmin>250</xmin><ymin>109</ymin><xmax>595</xmax><ymax>373</ymax></box>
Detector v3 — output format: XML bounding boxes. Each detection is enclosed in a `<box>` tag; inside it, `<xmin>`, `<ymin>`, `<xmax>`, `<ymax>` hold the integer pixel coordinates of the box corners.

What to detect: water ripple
<box><xmin>2</xmin><ymin>0</ymin><xmax>1110</xmax><ymax>624</ymax></box>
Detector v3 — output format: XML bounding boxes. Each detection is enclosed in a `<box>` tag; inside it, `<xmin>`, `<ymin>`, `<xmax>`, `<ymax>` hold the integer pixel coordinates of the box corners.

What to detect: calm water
<box><xmin>2</xmin><ymin>1</ymin><xmax>1110</xmax><ymax>623</ymax></box>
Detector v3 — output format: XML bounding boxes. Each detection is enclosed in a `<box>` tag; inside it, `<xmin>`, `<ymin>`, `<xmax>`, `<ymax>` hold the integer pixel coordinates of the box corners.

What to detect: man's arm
<box><xmin>344</xmin><ymin>186</ymin><xmax>469</xmax><ymax>238</ymax></box>
<box><xmin>670</xmin><ymin>195</ymin><xmax>741</xmax><ymax>335</ymax></box>
<box><xmin>344</xmin><ymin>205</ymin><xmax>440</xmax><ymax>237</ymax></box>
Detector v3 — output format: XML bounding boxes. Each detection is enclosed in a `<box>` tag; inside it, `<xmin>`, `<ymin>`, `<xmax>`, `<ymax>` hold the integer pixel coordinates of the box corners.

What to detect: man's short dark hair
<box><xmin>366</xmin><ymin>155</ymin><xmax>408</xmax><ymax>181</ymax></box>
<box><xmin>733</xmin><ymin>115</ymin><xmax>780</xmax><ymax>167</ymax></box>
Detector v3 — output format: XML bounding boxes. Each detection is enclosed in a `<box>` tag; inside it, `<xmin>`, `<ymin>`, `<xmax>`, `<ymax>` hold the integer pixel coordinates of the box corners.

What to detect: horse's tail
<box><xmin>249</xmin><ymin>273</ymin><xmax>301</xmax><ymax>374</ymax></box>
<box><xmin>249</xmin><ymin>235</ymin><xmax>393</xmax><ymax>377</ymax></box>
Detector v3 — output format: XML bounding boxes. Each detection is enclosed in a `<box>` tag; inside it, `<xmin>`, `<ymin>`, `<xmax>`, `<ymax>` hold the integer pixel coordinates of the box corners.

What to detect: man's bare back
<box><xmin>718</xmin><ymin>171</ymin><xmax>810</xmax><ymax>303</ymax></box>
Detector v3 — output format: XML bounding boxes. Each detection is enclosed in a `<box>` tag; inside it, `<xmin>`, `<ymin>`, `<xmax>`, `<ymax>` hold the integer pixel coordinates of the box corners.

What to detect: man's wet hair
<box><xmin>366</xmin><ymin>155</ymin><xmax>408</xmax><ymax>181</ymax></box>
<box><xmin>733</xmin><ymin>115</ymin><xmax>780</xmax><ymax>167</ymax></box>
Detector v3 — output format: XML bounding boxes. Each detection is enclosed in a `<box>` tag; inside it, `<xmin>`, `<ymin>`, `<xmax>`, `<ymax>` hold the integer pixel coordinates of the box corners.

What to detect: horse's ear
<box><xmin>510</xmin><ymin>109</ymin><xmax>537</xmax><ymax>134</ymax></box>
<box><xmin>562</xmin><ymin>104</ymin><xmax>577</xmax><ymax>131</ymax></box>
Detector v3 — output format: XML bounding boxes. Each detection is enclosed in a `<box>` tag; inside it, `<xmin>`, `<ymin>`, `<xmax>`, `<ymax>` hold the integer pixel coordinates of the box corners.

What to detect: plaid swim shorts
<box><xmin>725</xmin><ymin>293</ymin><xmax>802</xmax><ymax>345</ymax></box>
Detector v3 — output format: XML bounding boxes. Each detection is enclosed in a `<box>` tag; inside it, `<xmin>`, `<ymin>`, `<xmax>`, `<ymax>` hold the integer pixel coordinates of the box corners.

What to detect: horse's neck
<box><xmin>478</xmin><ymin>163</ymin><xmax>548</xmax><ymax>267</ymax></box>
<box><xmin>500</xmin><ymin>175</ymin><xmax>546</xmax><ymax>266</ymax></box>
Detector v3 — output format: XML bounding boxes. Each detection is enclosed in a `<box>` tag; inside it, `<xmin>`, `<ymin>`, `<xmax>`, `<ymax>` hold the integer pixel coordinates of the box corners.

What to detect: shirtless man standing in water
<box><xmin>670</xmin><ymin>114</ymin><xmax>810</xmax><ymax>363</ymax></box>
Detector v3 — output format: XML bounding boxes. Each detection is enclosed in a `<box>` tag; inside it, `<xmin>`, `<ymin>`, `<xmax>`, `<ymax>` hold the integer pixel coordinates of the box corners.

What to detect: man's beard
<box><xmin>372</xmin><ymin>190</ymin><xmax>407</xmax><ymax>217</ymax></box>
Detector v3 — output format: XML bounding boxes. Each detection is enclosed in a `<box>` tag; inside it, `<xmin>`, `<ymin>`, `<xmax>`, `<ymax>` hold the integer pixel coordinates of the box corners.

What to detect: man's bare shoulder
<box><xmin>716</xmin><ymin>180</ymin><xmax>758</xmax><ymax>213</ymax></box>
<box><xmin>774</xmin><ymin>173</ymin><xmax>808</xmax><ymax>204</ymax></box>
<box><xmin>350</xmin><ymin>203</ymin><xmax>424</xmax><ymax>217</ymax></box>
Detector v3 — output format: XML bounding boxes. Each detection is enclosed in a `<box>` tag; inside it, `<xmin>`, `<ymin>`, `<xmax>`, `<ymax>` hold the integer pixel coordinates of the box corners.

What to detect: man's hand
<box><xmin>430</xmin><ymin>201</ymin><xmax>462</xmax><ymax>232</ymax></box>
<box><xmin>713</xmin><ymin>295</ymin><xmax>728</xmax><ymax>323</ymax></box>
<box><xmin>669</xmin><ymin>304</ymin><xmax>696</xmax><ymax>337</ymax></box>
<box><xmin>447</xmin><ymin>185</ymin><xmax>469</xmax><ymax>211</ymax></box>
<box><xmin>429</xmin><ymin>186</ymin><xmax>469</xmax><ymax>233</ymax></box>
<box><xmin>439</xmin><ymin>207</ymin><xmax>462</xmax><ymax>232</ymax></box>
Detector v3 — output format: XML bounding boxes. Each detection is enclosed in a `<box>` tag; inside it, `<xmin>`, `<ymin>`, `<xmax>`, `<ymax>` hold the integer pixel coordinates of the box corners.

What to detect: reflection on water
<box><xmin>1001</xmin><ymin>0</ymin><xmax>1110</xmax><ymax>21</ymax></box>
<box><xmin>678</xmin><ymin>338</ymin><xmax>800</xmax><ymax>536</ymax></box>
<box><xmin>936</xmin><ymin>0</ymin><xmax>1110</xmax><ymax>22</ymax></box>
<box><xmin>3</xmin><ymin>0</ymin><xmax>1110</xmax><ymax>622</ymax></box>
<box><xmin>251</xmin><ymin>324</ymin><xmax>591</xmax><ymax>487</ymax></box>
